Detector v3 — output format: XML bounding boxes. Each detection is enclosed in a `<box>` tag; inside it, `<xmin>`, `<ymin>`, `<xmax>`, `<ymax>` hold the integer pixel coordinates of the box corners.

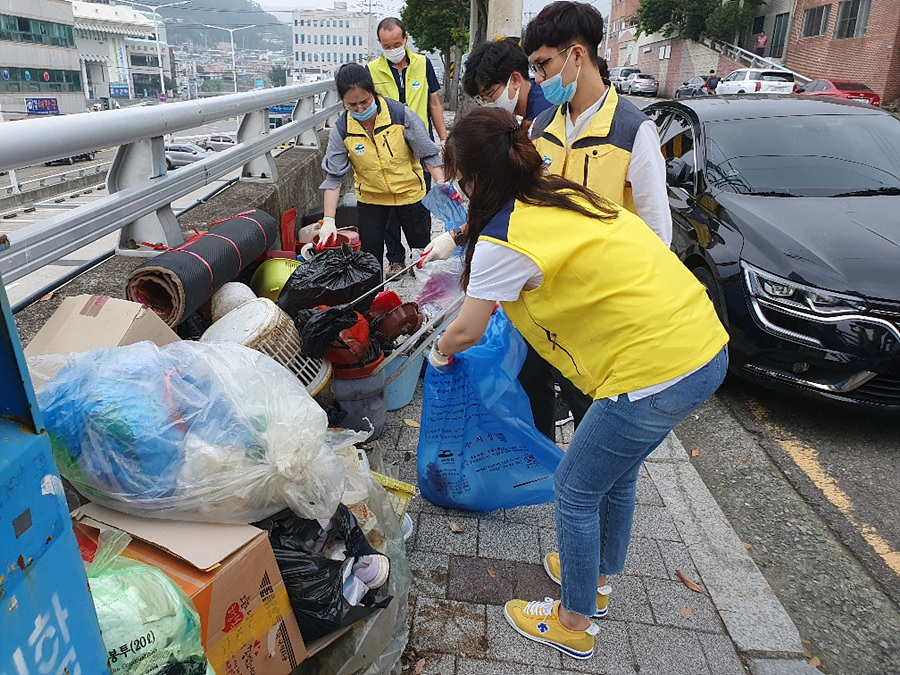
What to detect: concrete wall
<box><xmin>628</xmin><ymin>37</ymin><xmax>744</xmax><ymax>98</ymax></box>
<box><xmin>786</xmin><ymin>0</ymin><xmax>900</xmax><ymax>105</ymax></box>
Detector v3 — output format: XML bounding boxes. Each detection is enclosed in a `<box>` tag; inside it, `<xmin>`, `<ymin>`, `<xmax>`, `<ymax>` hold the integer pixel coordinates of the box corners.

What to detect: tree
<box><xmin>269</xmin><ymin>66</ymin><xmax>287</xmax><ymax>88</ymax></box>
<box><xmin>400</xmin><ymin>0</ymin><xmax>469</xmax><ymax>108</ymax></box>
<box><xmin>637</xmin><ymin>0</ymin><xmax>766</xmax><ymax>41</ymax></box>
<box><xmin>201</xmin><ymin>79</ymin><xmax>224</xmax><ymax>92</ymax></box>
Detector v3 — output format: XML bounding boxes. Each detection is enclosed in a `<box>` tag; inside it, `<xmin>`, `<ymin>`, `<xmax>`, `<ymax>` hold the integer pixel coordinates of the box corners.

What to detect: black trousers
<box><xmin>357</xmin><ymin>201</ymin><xmax>431</xmax><ymax>266</ymax></box>
<box><xmin>386</xmin><ymin>168</ymin><xmax>432</xmax><ymax>263</ymax></box>
<box><xmin>517</xmin><ymin>342</ymin><xmax>593</xmax><ymax>440</ymax></box>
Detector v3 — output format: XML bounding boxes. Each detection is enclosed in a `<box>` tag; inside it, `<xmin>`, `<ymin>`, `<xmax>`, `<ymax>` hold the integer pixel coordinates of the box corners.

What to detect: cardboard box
<box><xmin>73</xmin><ymin>504</ymin><xmax>307</xmax><ymax>675</ymax></box>
<box><xmin>24</xmin><ymin>295</ymin><xmax>179</xmax><ymax>358</ymax></box>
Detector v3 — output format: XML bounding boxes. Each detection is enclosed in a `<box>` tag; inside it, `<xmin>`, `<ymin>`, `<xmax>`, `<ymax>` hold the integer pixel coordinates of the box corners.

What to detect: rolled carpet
<box><xmin>125</xmin><ymin>209</ymin><xmax>277</xmax><ymax>327</ymax></box>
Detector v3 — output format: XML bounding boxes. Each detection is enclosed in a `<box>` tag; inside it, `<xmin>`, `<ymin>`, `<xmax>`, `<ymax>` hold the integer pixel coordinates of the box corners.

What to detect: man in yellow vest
<box><xmin>368</xmin><ymin>17</ymin><xmax>448</xmax><ymax>276</ymax></box>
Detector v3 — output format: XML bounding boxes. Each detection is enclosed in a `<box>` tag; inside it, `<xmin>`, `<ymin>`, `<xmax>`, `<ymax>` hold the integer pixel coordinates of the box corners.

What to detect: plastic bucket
<box><xmin>210</xmin><ymin>282</ymin><xmax>256</xmax><ymax>323</ymax></box>
<box><xmin>384</xmin><ymin>352</ymin><xmax>424</xmax><ymax>411</ymax></box>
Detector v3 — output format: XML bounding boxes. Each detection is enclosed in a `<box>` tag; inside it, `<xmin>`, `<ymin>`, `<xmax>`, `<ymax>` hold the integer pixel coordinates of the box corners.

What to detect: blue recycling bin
<box><xmin>0</xmin><ymin>276</ymin><xmax>109</xmax><ymax>672</ymax></box>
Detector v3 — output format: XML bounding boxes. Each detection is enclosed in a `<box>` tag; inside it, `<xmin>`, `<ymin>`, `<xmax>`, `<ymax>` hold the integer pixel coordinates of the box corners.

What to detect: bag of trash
<box><xmin>295</xmin><ymin>471</ymin><xmax>411</xmax><ymax>675</ymax></box>
<box><xmin>413</xmin><ymin>255</ymin><xmax>464</xmax><ymax>312</ymax></box>
<box><xmin>294</xmin><ymin>305</ymin><xmax>368</xmax><ymax>360</ymax></box>
<box><xmin>277</xmin><ymin>244</ymin><xmax>382</xmax><ymax>318</ymax></box>
<box><xmin>253</xmin><ymin>504</ymin><xmax>393</xmax><ymax>644</ymax></box>
<box><xmin>38</xmin><ymin>340</ymin><xmax>347</xmax><ymax>523</ymax></box>
<box><xmin>87</xmin><ymin>529</ymin><xmax>213</xmax><ymax>675</ymax></box>
<box><xmin>422</xmin><ymin>182</ymin><xmax>468</xmax><ymax>230</ymax></box>
<box><xmin>417</xmin><ymin>308</ymin><xmax>565</xmax><ymax>511</ymax></box>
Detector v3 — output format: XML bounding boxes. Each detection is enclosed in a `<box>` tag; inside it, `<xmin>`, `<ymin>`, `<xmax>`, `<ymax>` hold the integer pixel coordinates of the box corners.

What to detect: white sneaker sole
<box><xmin>542</xmin><ymin>555</ymin><xmax>609</xmax><ymax>619</ymax></box>
<box><xmin>503</xmin><ymin>606</ymin><xmax>594</xmax><ymax>660</ymax></box>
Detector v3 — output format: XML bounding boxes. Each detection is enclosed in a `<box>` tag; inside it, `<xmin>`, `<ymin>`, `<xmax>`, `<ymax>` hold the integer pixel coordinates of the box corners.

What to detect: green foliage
<box><xmin>400</xmin><ymin>0</ymin><xmax>469</xmax><ymax>56</ymax></box>
<box><xmin>268</xmin><ymin>66</ymin><xmax>287</xmax><ymax>87</ymax></box>
<box><xmin>201</xmin><ymin>78</ymin><xmax>224</xmax><ymax>92</ymax></box>
<box><xmin>160</xmin><ymin>0</ymin><xmax>291</xmax><ymax>53</ymax></box>
<box><xmin>637</xmin><ymin>0</ymin><xmax>761</xmax><ymax>41</ymax></box>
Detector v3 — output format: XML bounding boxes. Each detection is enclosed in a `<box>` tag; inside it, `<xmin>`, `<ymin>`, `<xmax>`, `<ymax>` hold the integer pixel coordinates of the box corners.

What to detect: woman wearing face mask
<box><xmin>319</xmin><ymin>63</ymin><xmax>445</xmax><ymax>267</ymax></box>
<box><xmin>462</xmin><ymin>38</ymin><xmax>553</xmax><ymax>123</ymax></box>
<box><xmin>430</xmin><ymin>107</ymin><xmax>728</xmax><ymax>660</ymax></box>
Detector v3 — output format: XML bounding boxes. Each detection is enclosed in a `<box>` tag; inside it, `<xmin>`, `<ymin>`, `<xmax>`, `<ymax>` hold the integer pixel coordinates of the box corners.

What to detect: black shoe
<box><xmin>554</xmin><ymin>394</ymin><xmax>573</xmax><ymax>427</ymax></box>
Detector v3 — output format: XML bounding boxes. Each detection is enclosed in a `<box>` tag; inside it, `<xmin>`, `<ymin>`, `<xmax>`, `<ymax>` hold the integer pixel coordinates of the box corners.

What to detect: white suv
<box><xmin>715</xmin><ymin>68</ymin><xmax>795</xmax><ymax>95</ymax></box>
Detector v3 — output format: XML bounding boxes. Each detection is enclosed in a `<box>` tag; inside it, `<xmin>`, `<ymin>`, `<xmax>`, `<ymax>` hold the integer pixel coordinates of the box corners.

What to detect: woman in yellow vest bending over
<box><xmin>319</xmin><ymin>63</ymin><xmax>444</xmax><ymax>267</ymax></box>
<box><xmin>429</xmin><ymin>108</ymin><xmax>728</xmax><ymax>661</ymax></box>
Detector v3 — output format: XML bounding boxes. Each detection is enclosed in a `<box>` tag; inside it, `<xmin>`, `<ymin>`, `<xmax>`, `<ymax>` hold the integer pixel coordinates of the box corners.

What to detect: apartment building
<box><xmin>0</xmin><ymin>0</ymin><xmax>84</xmax><ymax>118</ymax></box>
<box><xmin>291</xmin><ymin>1</ymin><xmax>371</xmax><ymax>80</ymax></box>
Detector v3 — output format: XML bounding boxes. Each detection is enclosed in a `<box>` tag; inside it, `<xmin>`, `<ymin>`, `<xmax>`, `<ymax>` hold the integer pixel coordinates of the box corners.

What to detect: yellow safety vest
<box><xmin>368</xmin><ymin>50</ymin><xmax>430</xmax><ymax>128</ymax></box>
<box><xmin>531</xmin><ymin>86</ymin><xmax>645</xmax><ymax>213</ymax></box>
<box><xmin>339</xmin><ymin>95</ymin><xmax>425</xmax><ymax>206</ymax></box>
<box><xmin>480</xmin><ymin>196</ymin><xmax>728</xmax><ymax>400</ymax></box>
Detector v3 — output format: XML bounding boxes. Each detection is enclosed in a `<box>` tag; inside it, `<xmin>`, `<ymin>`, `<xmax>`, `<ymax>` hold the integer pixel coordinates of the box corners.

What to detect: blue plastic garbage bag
<box><xmin>422</xmin><ymin>183</ymin><xmax>468</xmax><ymax>231</ymax></box>
<box><xmin>417</xmin><ymin>309</ymin><xmax>564</xmax><ymax>511</ymax></box>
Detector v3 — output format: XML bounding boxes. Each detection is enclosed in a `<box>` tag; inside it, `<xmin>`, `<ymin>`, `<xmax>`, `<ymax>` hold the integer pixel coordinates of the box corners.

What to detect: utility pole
<box><xmin>0</xmin><ymin>104</ymin><xmax>20</xmax><ymax>195</ymax></box>
<box><xmin>203</xmin><ymin>24</ymin><xmax>258</xmax><ymax>93</ymax></box>
<box><xmin>486</xmin><ymin>0</ymin><xmax>523</xmax><ymax>40</ymax></box>
<box><xmin>129</xmin><ymin>1</ymin><xmax>191</xmax><ymax>98</ymax></box>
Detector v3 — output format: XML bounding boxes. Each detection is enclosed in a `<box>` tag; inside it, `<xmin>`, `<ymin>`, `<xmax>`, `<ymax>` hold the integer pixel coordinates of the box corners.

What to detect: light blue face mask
<box><xmin>540</xmin><ymin>48</ymin><xmax>581</xmax><ymax>106</ymax></box>
<box><xmin>349</xmin><ymin>100</ymin><xmax>377</xmax><ymax>121</ymax></box>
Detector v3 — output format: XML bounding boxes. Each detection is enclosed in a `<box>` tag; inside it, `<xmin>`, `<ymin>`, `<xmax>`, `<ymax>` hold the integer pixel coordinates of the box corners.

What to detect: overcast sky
<box><xmin>259</xmin><ymin>0</ymin><xmax>612</xmax><ymax>27</ymax></box>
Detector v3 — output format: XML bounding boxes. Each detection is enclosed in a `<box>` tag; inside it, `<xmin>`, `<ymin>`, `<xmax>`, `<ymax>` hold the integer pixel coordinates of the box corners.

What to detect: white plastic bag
<box><xmin>38</xmin><ymin>340</ymin><xmax>347</xmax><ymax>522</ymax></box>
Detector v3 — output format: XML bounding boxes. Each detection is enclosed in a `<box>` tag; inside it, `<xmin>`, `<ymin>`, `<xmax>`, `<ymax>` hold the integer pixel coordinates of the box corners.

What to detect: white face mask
<box><xmin>383</xmin><ymin>46</ymin><xmax>406</xmax><ymax>63</ymax></box>
<box><xmin>484</xmin><ymin>76</ymin><xmax>519</xmax><ymax>114</ymax></box>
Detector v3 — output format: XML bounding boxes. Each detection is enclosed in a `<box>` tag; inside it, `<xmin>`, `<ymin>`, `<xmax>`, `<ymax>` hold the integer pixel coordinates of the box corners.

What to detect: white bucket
<box><xmin>210</xmin><ymin>282</ymin><xmax>257</xmax><ymax>323</ymax></box>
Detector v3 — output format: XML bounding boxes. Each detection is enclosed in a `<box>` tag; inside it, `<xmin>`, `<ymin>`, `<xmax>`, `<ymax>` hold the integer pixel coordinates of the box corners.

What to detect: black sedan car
<box><xmin>643</xmin><ymin>96</ymin><xmax>900</xmax><ymax>410</ymax></box>
<box><xmin>674</xmin><ymin>75</ymin><xmax>711</xmax><ymax>98</ymax></box>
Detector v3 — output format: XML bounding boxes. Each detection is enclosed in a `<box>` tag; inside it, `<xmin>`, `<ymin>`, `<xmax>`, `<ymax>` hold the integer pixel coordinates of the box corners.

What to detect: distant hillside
<box><xmin>160</xmin><ymin>0</ymin><xmax>291</xmax><ymax>52</ymax></box>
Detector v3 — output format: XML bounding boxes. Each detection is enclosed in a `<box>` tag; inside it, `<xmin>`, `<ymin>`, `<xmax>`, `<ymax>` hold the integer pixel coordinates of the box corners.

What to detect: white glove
<box><xmin>417</xmin><ymin>230</ymin><xmax>457</xmax><ymax>268</ymax></box>
<box><xmin>428</xmin><ymin>341</ymin><xmax>453</xmax><ymax>371</ymax></box>
<box><xmin>316</xmin><ymin>216</ymin><xmax>338</xmax><ymax>249</ymax></box>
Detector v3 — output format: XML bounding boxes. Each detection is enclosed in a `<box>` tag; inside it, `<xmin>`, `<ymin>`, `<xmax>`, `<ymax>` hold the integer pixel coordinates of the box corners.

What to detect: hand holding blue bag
<box><xmin>417</xmin><ymin>309</ymin><xmax>564</xmax><ymax>511</ymax></box>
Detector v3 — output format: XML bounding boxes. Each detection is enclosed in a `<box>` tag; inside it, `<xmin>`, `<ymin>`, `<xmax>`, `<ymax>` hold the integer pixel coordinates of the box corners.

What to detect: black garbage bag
<box><xmin>294</xmin><ymin>305</ymin><xmax>360</xmax><ymax>358</ymax></box>
<box><xmin>277</xmin><ymin>244</ymin><xmax>382</xmax><ymax>318</ymax></box>
<box><xmin>253</xmin><ymin>505</ymin><xmax>393</xmax><ymax>644</ymax></box>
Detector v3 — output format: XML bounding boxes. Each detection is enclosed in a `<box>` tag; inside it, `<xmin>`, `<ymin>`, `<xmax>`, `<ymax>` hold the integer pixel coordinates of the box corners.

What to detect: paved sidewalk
<box><xmin>380</xmin><ymin>268</ymin><xmax>816</xmax><ymax>675</ymax></box>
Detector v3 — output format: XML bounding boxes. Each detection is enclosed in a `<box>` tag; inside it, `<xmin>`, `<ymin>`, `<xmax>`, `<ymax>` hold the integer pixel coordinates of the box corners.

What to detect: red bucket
<box><xmin>314</xmin><ymin>227</ymin><xmax>361</xmax><ymax>252</ymax></box>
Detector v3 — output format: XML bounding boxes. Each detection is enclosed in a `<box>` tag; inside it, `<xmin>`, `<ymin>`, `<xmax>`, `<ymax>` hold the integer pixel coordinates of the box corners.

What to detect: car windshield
<box><xmin>833</xmin><ymin>81</ymin><xmax>872</xmax><ymax>92</ymax></box>
<box><xmin>705</xmin><ymin>114</ymin><xmax>900</xmax><ymax>197</ymax></box>
<box><xmin>636</xmin><ymin>74</ymin><xmax>653</xmax><ymax>79</ymax></box>
<box><xmin>754</xmin><ymin>71</ymin><xmax>794</xmax><ymax>82</ymax></box>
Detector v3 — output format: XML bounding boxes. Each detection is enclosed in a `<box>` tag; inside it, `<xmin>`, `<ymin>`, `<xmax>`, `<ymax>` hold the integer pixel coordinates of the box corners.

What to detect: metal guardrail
<box><xmin>0</xmin><ymin>80</ymin><xmax>341</xmax><ymax>282</ymax></box>
<box><xmin>1</xmin><ymin>161</ymin><xmax>112</xmax><ymax>198</ymax></box>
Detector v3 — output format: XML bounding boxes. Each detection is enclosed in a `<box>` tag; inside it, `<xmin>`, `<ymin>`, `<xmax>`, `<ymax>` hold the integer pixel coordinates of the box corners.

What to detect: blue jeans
<box><xmin>554</xmin><ymin>347</ymin><xmax>728</xmax><ymax>618</ymax></box>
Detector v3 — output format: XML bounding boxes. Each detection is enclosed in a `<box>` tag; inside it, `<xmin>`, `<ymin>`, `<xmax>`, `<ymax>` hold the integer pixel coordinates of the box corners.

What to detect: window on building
<box><xmin>294</xmin><ymin>33</ymin><xmax>298</xmax><ymax>43</ymax></box>
<box><xmin>0</xmin><ymin>14</ymin><xmax>76</xmax><ymax>47</ymax></box>
<box><xmin>313</xmin><ymin>19</ymin><xmax>318</xmax><ymax>27</ymax></box>
<box><xmin>327</xmin><ymin>35</ymin><xmax>331</xmax><ymax>44</ymax></box>
<box><xmin>835</xmin><ymin>0</ymin><xmax>870</xmax><ymax>38</ymax></box>
<box><xmin>294</xmin><ymin>19</ymin><xmax>298</xmax><ymax>26</ymax></box>
<box><xmin>802</xmin><ymin>5</ymin><xmax>831</xmax><ymax>37</ymax></box>
<box><xmin>751</xmin><ymin>16</ymin><xmax>765</xmax><ymax>34</ymax></box>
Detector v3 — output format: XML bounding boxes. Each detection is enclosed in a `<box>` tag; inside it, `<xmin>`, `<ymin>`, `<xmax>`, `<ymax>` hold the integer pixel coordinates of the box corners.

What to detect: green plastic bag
<box><xmin>87</xmin><ymin>530</ymin><xmax>214</xmax><ymax>675</ymax></box>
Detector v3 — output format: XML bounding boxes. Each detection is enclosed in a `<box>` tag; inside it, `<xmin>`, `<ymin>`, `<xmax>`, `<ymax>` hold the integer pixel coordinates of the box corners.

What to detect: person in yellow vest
<box><xmin>428</xmin><ymin>107</ymin><xmax>728</xmax><ymax>660</ymax></box>
<box><xmin>368</xmin><ymin>17</ymin><xmax>449</xmax><ymax>276</ymax></box>
<box><xmin>319</xmin><ymin>64</ymin><xmax>445</xmax><ymax>266</ymax></box>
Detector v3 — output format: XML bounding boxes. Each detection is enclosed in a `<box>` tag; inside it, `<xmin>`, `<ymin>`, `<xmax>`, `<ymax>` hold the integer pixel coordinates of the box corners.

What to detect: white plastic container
<box><xmin>200</xmin><ymin>298</ymin><xmax>331</xmax><ymax>395</ymax></box>
<box><xmin>210</xmin><ymin>282</ymin><xmax>257</xmax><ymax>322</ymax></box>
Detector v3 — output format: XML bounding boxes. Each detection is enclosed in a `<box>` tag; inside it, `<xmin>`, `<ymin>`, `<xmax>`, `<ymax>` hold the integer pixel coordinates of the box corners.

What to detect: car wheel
<box><xmin>66</xmin><ymin>156</ymin><xmax>75</xmax><ymax>165</ymax></box>
<box><xmin>675</xmin><ymin>90</ymin><xmax>681</xmax><ymax>99</ymax></box>
<box><xmin>693</xmin><ymin>266</ymin><xmax>728</xmax><ymax>327</ymax></box>
<box><xmin>166</xmin><ymin>160</ymin><xmax>174</xmax><ymax>170</ymax></box>
<box><xmin>88</xmin><ymin>152</ymin><xmax>95</xmax><ymax>160</ymax></box>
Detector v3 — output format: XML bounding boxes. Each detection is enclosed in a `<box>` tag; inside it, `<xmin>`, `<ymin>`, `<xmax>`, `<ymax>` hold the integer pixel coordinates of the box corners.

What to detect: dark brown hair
<box><xmin>523</xmin><ymin>1</ymin><xmax>604</xmax><ymax>67</ymax></box>
<box><xmin>444</xmin><ymin>107</ymin><xmax>617</xmax><ymax>288</ymax></box>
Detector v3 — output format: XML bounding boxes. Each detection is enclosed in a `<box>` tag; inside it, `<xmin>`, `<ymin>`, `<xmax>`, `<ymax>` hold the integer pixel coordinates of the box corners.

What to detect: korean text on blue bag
<box><xmin>417</xmin><ymin>309</ymin><xmax>564</xmax><ymax>511</ymax></box>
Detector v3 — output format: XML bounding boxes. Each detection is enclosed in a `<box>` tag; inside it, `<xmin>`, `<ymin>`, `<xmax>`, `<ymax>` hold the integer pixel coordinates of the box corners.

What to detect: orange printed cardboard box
<box><xmin>73</xmin><ymin>504</ymin><xmax>307</xmax><ymax>674</ymax></box>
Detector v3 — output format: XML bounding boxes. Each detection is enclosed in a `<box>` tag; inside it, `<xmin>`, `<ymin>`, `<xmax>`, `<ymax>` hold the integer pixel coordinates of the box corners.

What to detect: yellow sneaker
<box><xmin>543</xmin><ymin>552</ymin><xmax>612</xmax><ymax>618</ymax></box>
<box><xmin>504</xmin><ymin>598</ymin><xmax>599</xmax><ymax>659</ymax></box>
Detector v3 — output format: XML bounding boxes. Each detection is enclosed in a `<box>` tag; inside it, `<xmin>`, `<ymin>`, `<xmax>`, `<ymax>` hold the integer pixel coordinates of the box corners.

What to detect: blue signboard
<box><xmin>109</xmin><ymin>83</ymin><xmax>130</xmax><ymax>98</ymax></box>
<box><xmin>255</xmin><ymin>79</ymin><xmax>266</xmax><ymax>89</ymax></box>
<box><xmin>24</xmin><ymin>98</ymin><xmax>59</xmax><ymax>115</ymax></box>
<box><xmin>269</xmin><ymin>104</ymin><xmax>294</xmax><ymax>115</ymax></box>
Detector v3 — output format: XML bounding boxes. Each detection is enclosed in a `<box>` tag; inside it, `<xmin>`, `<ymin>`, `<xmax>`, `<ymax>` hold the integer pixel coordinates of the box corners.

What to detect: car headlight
<box><xmin>743</xmin><ymin>263</ymin><xmax>867</xmax><ymax>315</ymax></box>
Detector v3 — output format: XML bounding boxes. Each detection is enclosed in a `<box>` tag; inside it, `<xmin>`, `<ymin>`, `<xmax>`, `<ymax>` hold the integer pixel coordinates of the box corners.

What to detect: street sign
<box><xmin>255</xmin><ymin>79</ymin><xmax>266</xmax><ymax>89</ymax></box>
<box><xmin>158</xmin><ymin>92</ymin><xmax>168</xmax><ymax>103</ymax></box>
<box><xmin>269</xmin><ymin>104</ymin><xmax>294</xmax><ymax>115</ymax></box>
<box><xmin>24</xmin><ymin>98</ymin><xmax>59</xmax><ymax>115</ymax></box>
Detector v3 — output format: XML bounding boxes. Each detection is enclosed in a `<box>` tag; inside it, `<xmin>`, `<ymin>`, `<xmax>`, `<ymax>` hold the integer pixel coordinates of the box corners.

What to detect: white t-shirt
<box><xmin>467</xmin><ymin>238</ymin><xmax>697</xmax><ymax>401</ymax></box>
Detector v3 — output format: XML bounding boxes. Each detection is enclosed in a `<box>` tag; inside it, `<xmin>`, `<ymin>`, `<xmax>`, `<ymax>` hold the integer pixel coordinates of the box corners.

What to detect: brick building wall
<box><xmin>623</xmin><ymin>37</ymin><xmax>744</xmax><ymax>98</ymax></box>
<box><xmin>785</xmin><ymin>0</ymin><xmax>900</xmax><ymax>104</ymax></box>
<box><xmin>607</xmin><ymin>0</ymin><xmax>641</xmax><ymax>67</ymax></box>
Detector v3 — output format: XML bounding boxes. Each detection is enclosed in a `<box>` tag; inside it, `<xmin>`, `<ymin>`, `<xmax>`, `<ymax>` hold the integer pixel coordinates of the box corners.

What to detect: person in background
<box><xmin>429</xmin><ymin>107</ymin><xmax>728</xmax><ymax>660</ymax></box>
<box><xmin>463</xmin><ymin>38</ymin><xmax>553</xmax><ymax>122</ymax></box>
<box><xmin>703</xmin><ymin>69</ymin><xmax>718</xmax><ymax>94</ymax></box>
<box><xmin>369</xmin><ymin>17</ymin><xmax>449</xmax><ymax>276</ymax></box>
<box><xmin>319</xmin><ymin>64</ymin><xmax>444</xmax><ymax>269</ymax></box>
<box><xmin>755</xmin><ymin>31</ymin><xmax>767</xmax><ymax>57</ymax></box>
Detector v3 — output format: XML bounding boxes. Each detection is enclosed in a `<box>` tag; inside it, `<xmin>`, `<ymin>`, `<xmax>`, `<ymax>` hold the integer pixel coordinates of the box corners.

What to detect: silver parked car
<box><xmin>623</xmin><ymin>73</ymin><xmax>659</xmax><ymax>96</ymax></box>
<box><xmin>200</xmin><ymin>134</ymin><xmax>236</xmax><ymax>152</ymax></box>
<box><xmin>609</xmin><ymin>67</ymin><xmax>641</xmax><ymax>93</ymax></box>
<box><xmin>164</xmin><ymin>143</ymin><xmax>212</xmax><ymax>169</ymax></box>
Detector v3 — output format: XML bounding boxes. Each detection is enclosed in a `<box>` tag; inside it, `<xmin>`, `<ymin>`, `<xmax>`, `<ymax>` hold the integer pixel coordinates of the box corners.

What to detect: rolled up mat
<box><xmin>125</xmin><ymin>209</ymin><xmax>277</xmax><ymax>327</ymax></box>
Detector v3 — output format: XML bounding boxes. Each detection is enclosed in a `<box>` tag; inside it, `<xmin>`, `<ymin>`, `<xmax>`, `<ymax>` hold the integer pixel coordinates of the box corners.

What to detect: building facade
<box><xmin>0</xmin><ymin>0</ymin><xmax>84</xmax><ymax>118</ymax></box>
<box><xmin>785</xmin><ymin>0</ymin><xmax>900</xmax><ymax>104</ymax></box>
<box><xmin>291</xmin><ymin>1</ymin><xmax>371</xmax><ymax>81</ymax></box>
